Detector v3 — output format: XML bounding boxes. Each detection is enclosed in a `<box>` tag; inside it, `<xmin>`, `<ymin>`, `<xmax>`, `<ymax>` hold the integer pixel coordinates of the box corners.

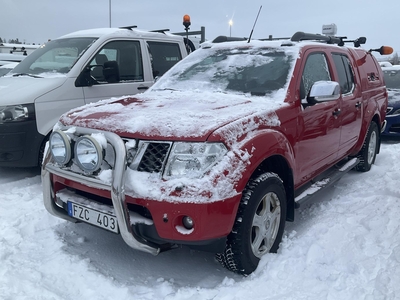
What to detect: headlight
<box><xmin>74</xmin><ymin>136</ymin><xmax>103</xmax><ymax>173</ymax></box>
<box><xmin>165</xmin><ymin>142</ymin><xmax>227</xmax><ymax>178</ymax></box>
<box><xmin>49</xmin><ymin>130</ymin><xmax>71</xmax><ymax>165</ymax></box>
<box><xmin>0</xmin><ymin>104</ymin><xmax>35</xmax><ymax>124</ymax></box>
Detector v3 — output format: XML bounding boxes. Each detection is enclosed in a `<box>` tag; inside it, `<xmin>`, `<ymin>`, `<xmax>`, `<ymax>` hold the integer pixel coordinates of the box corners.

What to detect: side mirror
<box><xmin>307</xmin><ymin>81</ymin><xmax>340</xmax><ymax>105</ymax></box>
<box><xmin>75</xmin><ymin>66</ymin><xmax>95</xmax><ymax>87</ymax></box>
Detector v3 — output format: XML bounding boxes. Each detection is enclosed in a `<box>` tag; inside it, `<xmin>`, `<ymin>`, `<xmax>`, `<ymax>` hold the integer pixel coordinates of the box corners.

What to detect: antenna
<box><xmin>247</xmin><ymin>5</ymin><xmax>262</xmax><ymax>43</ymax></box>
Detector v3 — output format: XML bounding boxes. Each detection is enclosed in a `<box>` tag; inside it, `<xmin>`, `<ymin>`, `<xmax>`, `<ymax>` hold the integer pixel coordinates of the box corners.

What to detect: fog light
<box><xmin>182</xmin><ymin>216</ymin><xmax>194</xmax><ymax>230</ymax></box>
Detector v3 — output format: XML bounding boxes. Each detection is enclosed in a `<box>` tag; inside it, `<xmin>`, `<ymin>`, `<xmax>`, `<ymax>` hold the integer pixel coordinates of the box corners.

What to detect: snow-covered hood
<box><xmin>60</xmin><ymin>90</ymin><xmax>286</xmax><ymax>142</ymax></box>
<box><xmin>0</xmin><ymin>76</ymin><xmax>67</xmax><ymax>105</ymax></box>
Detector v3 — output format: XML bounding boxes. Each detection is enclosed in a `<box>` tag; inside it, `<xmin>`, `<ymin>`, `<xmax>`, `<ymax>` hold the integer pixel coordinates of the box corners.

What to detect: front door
<box><xmin>295</xmin><ymin>51</ymin><xmax>342</xmax><ymax>184</ymax></box>
<box><xmin>82</xmin><ymin>40</ymin><xmax>153</xmax><ymax>104</ymax></box>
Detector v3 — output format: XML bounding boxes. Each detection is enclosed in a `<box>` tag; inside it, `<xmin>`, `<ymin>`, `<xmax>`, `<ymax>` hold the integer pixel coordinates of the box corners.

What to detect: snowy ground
<box><xmin>0</xmin><ymin>139</ymin><xmax>399</xmax><ymax>300</ymax></box>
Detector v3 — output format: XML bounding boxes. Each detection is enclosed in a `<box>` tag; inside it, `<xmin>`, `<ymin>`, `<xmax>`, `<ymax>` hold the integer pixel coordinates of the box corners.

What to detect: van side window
<box><xmin>147</xmin><ymin>41</ymin><xmax>182</xmax><ymax>78</ymax></box>
<box><xmin>301</xmin><ymin>53</ymin><xmax>331</xmax><ymax>99</ymax></box>
<box><xmin>88</xmin><ymin>40</ymin><xmax>143</xmax><ymax>84</ymax></box>
<box><xmin>332</xmin><ymin>53</ymin><xmax>354</xmax><ymax>94</ymax></box>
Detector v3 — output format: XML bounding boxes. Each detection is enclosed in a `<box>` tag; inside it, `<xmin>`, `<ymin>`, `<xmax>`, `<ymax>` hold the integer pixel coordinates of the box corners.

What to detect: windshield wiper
<box><xmin>153</xmin><ymin>88</ymin><xmax>179</xmax><ymax>92</ymax></box>
<box><xmin>12</xmin><ymin>73</ymin><xmax>42</xmax><ymax>78</ymax></box>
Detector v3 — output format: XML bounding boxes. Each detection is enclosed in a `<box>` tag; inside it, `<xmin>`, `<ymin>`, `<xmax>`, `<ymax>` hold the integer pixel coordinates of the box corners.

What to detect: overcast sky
<box><xmin>1</xmin><ymin>0</ymin><xmax>399</xmax><ymax>56</ymax></box>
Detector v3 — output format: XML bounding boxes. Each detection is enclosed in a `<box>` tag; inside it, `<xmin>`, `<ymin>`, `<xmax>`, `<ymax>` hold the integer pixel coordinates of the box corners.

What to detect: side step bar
<box><xmin>294</xmin><ymin>157</ymin><xmax>359</xmax><ymax>208</ymax></box>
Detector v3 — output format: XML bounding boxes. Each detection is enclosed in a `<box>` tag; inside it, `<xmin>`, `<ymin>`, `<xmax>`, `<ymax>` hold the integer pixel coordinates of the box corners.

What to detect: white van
<box><xmin>0</xmin><ymin>27</ymin><xmax>188</xmax><ymax>167</ymax></box>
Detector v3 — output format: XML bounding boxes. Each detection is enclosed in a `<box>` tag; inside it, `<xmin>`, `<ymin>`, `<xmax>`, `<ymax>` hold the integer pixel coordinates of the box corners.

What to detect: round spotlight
<box><xmin>182</xmin><ymin>216</ymin><xmax>194</xmax><ymax>230</ymax></box>
<box><xmin>74</xmin><ymin>136</ymin><xmax>103</xmax><ymax>173</ymax></box>
<box><xmin>49</xmin><ymin>130</ymin><xmax>71</xmax><ymax>165</ymax></box>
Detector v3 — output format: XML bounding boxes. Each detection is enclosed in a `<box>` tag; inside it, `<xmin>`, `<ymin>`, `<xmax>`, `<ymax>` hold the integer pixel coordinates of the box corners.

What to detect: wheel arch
<box><xmin>371</xmin><ymin>114</ymin><xmax>382</xmax><ymax>154</ymax></box>
<box><xmin>233</xmin><ymin>130</ymin><xmax>296</xmax><ymax>222</ymax></box>
<box><xmin>356</xmin><ymin>114</ymin><xmax>382</xmax><ymax>156</ymax></box>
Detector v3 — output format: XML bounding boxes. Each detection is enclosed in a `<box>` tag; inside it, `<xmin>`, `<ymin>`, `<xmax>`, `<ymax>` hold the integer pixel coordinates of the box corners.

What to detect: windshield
<box><xmin>383</xmin><ymin>68</ymin><xmax>400</xmax><ymax>89</ymax></box>
<box><xmin>152</xmin><ymin>45</ymin><xmax>295</xmax><ymax>96</ymax></box>
<box><xmin>9</xmin><ymin>37</ymin><xmax>97</xmax><ymax>76</ymax></box>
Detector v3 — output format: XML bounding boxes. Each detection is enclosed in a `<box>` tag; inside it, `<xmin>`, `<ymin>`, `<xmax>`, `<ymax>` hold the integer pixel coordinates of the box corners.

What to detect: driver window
<box><xmin>301</xmin><ymin>53</ymin><xmax>331</xmax><ymax>100</ymax></box>
<box><xmin>88</xmin><ymin>40</ymin><xmax>143</xmax><ymax>84</ymax></box>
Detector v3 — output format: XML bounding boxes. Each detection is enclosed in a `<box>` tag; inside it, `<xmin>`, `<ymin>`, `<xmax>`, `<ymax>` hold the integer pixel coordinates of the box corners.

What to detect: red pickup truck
<box><xmin>42</xmin><ymin>32</ymin><xmax>392</xmax><ymax>275</ymax></box>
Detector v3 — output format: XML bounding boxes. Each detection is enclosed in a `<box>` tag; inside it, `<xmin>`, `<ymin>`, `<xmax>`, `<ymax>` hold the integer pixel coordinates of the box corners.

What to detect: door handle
<box><xmin>355</xmin><ymin>101</ymin><xmax>362</xmax><ymax>108</ymax></box>
<box><xmin>137</xmin><ymin>86</ymin><xmax>149</xmax><ymax>90</ymax></box>
<box><xmin>332</xmin><ymin>109</ymin><xmax>341</xmax><ymax>116</ymax></box>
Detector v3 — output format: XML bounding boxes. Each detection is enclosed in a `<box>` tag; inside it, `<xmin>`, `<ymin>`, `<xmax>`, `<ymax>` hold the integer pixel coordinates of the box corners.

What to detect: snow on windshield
<box><xmin>152</xmin><ymin>42</ymin><xmax>297</xmax><ymax>97</ymax></box>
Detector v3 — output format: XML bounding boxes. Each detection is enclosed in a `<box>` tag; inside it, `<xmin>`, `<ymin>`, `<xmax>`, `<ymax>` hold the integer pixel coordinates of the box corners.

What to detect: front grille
<box><xmin>137</xmin><ymin>142</ymin><xmax>170</xmax><ymax>173</ymax></box>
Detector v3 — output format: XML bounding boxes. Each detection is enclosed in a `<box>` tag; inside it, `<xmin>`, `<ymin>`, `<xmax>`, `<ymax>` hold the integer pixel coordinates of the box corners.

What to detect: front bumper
<box><xmin>42</xmin><ymin>128</ymin><xmax>240</xmax><ymax>254</ymax></box>
<box><xmin>382</xmin><ymin>114</ymin><xmax>400</xmax><ymax>136</ymax></box>
<box><xmin>0</xmin><ymin>119</ymin><xmax>44</xmax><ymax>167</ymax></box>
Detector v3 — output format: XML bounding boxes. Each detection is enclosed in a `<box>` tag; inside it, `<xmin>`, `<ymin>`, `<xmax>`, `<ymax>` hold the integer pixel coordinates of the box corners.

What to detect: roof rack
<box><xmin>212</xmin><ymin>32</ymin><xmax>367</xmax><ymax>48</ymax></box>
<box><xmin>212</xmin><ymin>36</ymin><xmax>247</xmax><ymax>43</ymax></box>
<box><xmin>291</xmin><ymin>31</ymin><xmax>366</xmax><ymax>47</ymax></box>
<box><xmin>259</xmin><ymin>35</ymin><xmax>290</xmax><ymax>41</ymax></box>
<box><xmin>150</xmin><ymin>29</ymin><xmax>170</xmax><ymax>34</ymax></box>
<box><xmin>119</xmin><ymin>25</ymin><xmax>137</xmax><ymax>30</ymax></box>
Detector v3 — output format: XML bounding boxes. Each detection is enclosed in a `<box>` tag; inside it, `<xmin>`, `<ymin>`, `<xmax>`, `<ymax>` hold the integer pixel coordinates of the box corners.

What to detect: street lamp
<box><xmin>229</xmin><ymin>20</ymin><xmax>233</xmax><ymax>37</ymax></box>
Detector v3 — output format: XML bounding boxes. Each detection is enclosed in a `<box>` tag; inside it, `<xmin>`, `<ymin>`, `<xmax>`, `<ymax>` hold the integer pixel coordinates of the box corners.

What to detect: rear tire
<box><xmin>216</xmin><ymin>172</ymin><xmax>287</xmax><ymax>275</ymax></box>
<box><xmin>355</xmin><ymin>122</ymin><xmax>379</xmax><ymax>172</ymax></box>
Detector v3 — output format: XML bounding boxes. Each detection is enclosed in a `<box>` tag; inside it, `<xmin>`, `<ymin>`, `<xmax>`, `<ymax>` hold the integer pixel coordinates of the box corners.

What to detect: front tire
<box><xmin>216</xmin><ymin>172</ymin><xmax>287</xmax><ymax>275</ymax></box>
<box><xmin>355</xmin><ymin>122</ymin><xmax>379</xmax><ymax>172</ymax></box>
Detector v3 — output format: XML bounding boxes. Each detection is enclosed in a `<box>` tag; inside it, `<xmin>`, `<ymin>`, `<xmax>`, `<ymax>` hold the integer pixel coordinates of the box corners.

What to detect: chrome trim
<box><xmin>42</xmin><ymin>127</ymin><xmax>160</xmax><ymax>256</ymax></box>
<box><xmin>381</xmin><ymin>120</ymin><xmax>387</xmax><ymax>133</ymax></box>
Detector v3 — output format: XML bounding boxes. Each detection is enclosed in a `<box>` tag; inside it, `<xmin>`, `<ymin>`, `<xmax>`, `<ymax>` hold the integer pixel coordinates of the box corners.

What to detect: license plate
<box><xmin>67</xmin><ymin>201</ymin><xmax>119</xmax><ymax>233</ymax></box>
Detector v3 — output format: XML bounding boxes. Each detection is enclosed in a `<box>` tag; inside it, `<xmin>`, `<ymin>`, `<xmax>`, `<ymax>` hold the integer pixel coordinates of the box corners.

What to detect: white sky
<box><xmin>1</xmin><ymin>0</ymin><xmax>399</xmax><ymax>56</ymax></box>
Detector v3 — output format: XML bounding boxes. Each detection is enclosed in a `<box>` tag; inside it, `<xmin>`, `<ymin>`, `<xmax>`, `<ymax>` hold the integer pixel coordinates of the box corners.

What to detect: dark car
<box><xmin>382</xmin><ymin>66</ymin><xmax>400</xmax><ymax>137</ymax></box>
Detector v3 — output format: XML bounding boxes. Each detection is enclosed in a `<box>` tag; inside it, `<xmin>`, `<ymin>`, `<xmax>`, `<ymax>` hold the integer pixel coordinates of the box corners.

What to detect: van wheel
<box><xmin>216</xmin><ymin>172</ymin><xmax>286</xmax><ymax>275</ymax></box>
<box><xmin>355</xmin><ymin>122</ymin><xmax>379</xmax><ymax>172</ymax></box>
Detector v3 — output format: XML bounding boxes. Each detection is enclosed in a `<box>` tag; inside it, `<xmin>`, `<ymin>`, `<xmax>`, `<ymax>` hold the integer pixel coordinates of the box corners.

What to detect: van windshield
<box><xmin>9</xmin><ymin>37</ymin><xmax>97</xmax><ymax>77</ymax></box>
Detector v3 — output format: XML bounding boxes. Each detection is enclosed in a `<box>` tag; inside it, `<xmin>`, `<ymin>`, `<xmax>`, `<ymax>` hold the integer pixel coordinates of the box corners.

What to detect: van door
<box><xmin>146</xmin><ymin>41</ymin><xmax>183</xmax><ymax>79</ymax></box>
<box><xmin>81</xmin><ymin>40</ymin><xmax>153</xmax><ymax>104</ymax></box>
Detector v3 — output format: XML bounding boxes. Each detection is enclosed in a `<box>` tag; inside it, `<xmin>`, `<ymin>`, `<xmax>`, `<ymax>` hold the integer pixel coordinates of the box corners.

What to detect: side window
<box><xmin>88</xmin><ymin>40</ymin><xmax>143</xmax><ymax>84</ymax></box>
<box><xmin>332</xmin><ymin>53</ymin><xmax>354</xmax><ymax>94</ymax></box>
<box><xmin>301</xmin><ymin>53</ymin><xmax>331</xmax><ymax>99</ymax></box>
<box><xmin>147</xmin><ymin>41</ymin><xmax>182</xmax><ymax>78</ymax></box>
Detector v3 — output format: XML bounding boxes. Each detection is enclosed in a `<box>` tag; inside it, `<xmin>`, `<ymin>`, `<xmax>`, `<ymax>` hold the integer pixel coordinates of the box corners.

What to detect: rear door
<box><xmin>331</xmin><ymin>52</ymin><xmax>362</xmax><ymax>156</ymax></box>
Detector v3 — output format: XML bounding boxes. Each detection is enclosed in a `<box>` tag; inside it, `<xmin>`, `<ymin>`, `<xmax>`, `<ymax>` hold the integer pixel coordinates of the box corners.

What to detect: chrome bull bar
<box><xmin>41</xmin><ymin>127</ymin><xmax>160</xmax><ymax>256</ymax></box>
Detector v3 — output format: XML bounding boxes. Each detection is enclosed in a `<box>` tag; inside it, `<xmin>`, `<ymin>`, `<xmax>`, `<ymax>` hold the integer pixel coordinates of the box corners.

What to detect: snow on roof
<box><xmin>58</xmin><ymin>27</ymin><xmax>183</xmax><ymax>41</ymax></box>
